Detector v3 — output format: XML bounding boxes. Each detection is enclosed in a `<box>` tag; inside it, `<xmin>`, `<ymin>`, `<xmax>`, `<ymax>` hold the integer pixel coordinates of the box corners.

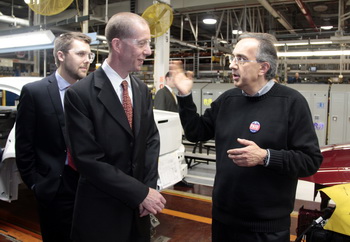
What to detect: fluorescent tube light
<box><xmin>278</xmin><ymin>50</ymin><xmax>350</xmax><ymax>57</ymax></box>
<box><xmin>0</xmin><ymin>31</ymin><xmax>99</xmax><ymax>54</ymax></box>
<box><xmin>310</xmin><ymin>40</ymin><xmax>333</xmax><ymax>45</ymax></box>
<box><xmin>0</xmin><ymin>30</ymin><xmax>55</xmax><ymax>50</ymax></box>
<box><xmin>275</xmin><ymin>40</ymin><xmax>309</xmax><ymax>46</ymax></box>
<box><xmin>275</xmin><ymin>39</ymin><xmax>333</xmax><ymax>46</ymax></box>
<box><xmin>274</xmin><ymin>40</ymin><xmax>308</xmax><ymax>46</ymax></box>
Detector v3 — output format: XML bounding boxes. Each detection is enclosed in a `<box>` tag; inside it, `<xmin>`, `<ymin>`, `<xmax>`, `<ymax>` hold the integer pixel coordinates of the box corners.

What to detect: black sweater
<box><xmin>178</xmin><ymin>83</ymin><xmax>323</xmax><ymax>232</ymax></box>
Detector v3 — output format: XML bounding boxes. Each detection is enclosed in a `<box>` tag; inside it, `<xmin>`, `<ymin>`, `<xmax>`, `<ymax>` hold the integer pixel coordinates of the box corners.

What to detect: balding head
<box><xmin>105</xmin><ymin>12</ymin><xmax>149</xmax><ymax>50</ymax></box>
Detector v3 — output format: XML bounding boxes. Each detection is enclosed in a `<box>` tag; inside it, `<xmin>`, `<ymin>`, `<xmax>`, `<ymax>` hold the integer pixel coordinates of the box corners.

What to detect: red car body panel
<box><xmin>300</xmin><ymin>143</ymin><xmax>350</xmax><ymax>186</ymax></box>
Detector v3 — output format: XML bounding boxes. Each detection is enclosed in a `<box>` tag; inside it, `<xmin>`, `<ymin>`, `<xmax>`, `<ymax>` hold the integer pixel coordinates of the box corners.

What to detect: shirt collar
<box><xmin>242</xmin><ymin>79</ymin><xmax>275</xmax><ymax>97</ymax></box>
<box><xmin>164</xmin><ymin>84</ymin><xmax>173</xmax><ymax>93</ymax></box>
<box><xmin>55</xmin><ymin>72</ymin><xmax>71</xmax><ymax>91</ymax></box>
<box><xmin>102</xmin><ymin>60</ymin><xmax>131</xmax><ymax>86</ymax></box>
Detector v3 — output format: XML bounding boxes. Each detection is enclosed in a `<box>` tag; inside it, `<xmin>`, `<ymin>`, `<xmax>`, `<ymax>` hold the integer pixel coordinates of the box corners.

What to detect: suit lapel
<box><xmin>164</xmin><ymin>87</ymin><xmax>173</xmax><ymax>100</ymax></box>
<box><xmin>47</xmin><ymin>74</ymin><xmax>67</xmax><ymax>142</ymax></box>
<box><xmin>94</xmin><ymin>68</ymin><xmax>133</xmax><ymax>137</ymax></box>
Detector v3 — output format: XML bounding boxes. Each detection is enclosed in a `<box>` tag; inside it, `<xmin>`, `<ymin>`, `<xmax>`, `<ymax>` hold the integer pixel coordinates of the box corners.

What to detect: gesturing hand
<box><xmin>227</xmin><ymin>138</ymin><xmax>267</xmax><ymax>167</ymax></box>
<box><xmin>169</xmin><ymin>61</ymin><xmax>193</xmax><ymax>95</ymax></box>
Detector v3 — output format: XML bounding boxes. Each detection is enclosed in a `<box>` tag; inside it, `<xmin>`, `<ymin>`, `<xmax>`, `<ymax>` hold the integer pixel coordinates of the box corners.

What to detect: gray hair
<box><xmin>237</xmin><ymin>32</ymin><xmax>278</xmax><ymax>80</ymax></box>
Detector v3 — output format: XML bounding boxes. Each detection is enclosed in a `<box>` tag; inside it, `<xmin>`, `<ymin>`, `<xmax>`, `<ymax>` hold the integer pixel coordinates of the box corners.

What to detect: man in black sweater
<box><xmin>171</xmin><ymin>32</ymin><xmax>323</xmax><ymax>242</ymax></box>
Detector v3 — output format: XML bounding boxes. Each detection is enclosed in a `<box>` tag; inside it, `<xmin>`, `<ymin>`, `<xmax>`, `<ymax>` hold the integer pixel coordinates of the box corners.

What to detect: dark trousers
<box><xmin>37</xmin><ymin>166</ymin><xmax>79</xmax><ymax>242</ymax></box>
<box><xmin>212</xmin><ymin>219</ymin><xmax>290</xmax><ymax>242</ymax></box>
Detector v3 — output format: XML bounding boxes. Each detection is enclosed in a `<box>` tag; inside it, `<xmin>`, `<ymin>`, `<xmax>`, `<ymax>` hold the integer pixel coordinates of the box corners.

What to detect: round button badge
<box><xmin>249</xmin><ymin>121</ymin><xmax>261</xmax><ymax>133</ymax></box>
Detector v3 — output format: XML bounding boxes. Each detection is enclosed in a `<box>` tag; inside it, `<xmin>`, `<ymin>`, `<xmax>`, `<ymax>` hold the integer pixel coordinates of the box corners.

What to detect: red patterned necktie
<box><xmin>67</xmin><ymin>149</ymin><xmax>77</xmax><ymax>171</ymax></box>
<box><xmin>121</xmin><ymin>80</ymin><xmax>133</xmax><ymax>128</ymax></box>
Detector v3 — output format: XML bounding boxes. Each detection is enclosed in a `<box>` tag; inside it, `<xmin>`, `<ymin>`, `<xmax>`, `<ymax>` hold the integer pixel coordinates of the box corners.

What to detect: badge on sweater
<box><xmin>249</xmin><ymin>121</ymin><xmax>260</xmax><ymax>133</ymax></box>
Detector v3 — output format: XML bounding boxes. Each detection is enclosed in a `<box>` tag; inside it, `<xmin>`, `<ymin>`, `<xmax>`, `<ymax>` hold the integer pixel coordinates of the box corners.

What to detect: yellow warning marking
<box><xmin>162</xmin><ymin>189</ymin><xmax>300</xmax><ymax>240</ymax></box>
<box><xmin>161</xmin><ymin>189</ymin><xmax>212</xmax><ymax>202</ymax></box>
<box><xmin>161</xmin><ymin>208</ymin><xmax>212</xmax><ymax>224</ymax></box>
<box><xmin>161</xmin><ymin>208</ymin><xmax>298</xmax><ymax>241</ymax></box>
<box><xmin>0</xmin><ymin>220</ymin><xmax>42</xmax><ymax>242</ymax></box>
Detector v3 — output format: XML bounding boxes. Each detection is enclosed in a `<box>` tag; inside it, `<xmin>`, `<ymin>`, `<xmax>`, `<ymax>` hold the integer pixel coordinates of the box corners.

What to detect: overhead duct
<box><xmin>170</xmin><ymin>38</ymin><xmax>205</xmax><ymax>51</ymax></box>
<box><xmin>294</xmin><ymin>0</ymin><xmax>318</xmax><ymax>32</ymax></box>
<box><xmin>96</xmin><ymin>35</ymin><xmax>205</xmax><ymax>51</ymax></box>
<box><xmin>0</xmin><ymin>14</ymin><xmax>29</xmax><ymax>27</ymax></box>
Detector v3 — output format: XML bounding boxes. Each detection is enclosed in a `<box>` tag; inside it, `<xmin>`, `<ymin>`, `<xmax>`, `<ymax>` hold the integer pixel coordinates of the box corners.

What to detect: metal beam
<box><xmin>0</xmin><ymin>15</ymin><xmax>89</xmax><ymax>36</ymax></box>
<box><xmin>0</xmin><ymin>14</ymin><xmax>29</xmax><ymax>27</ymax></box>
<box><xmin>257</xmin><ymin>0</ymin><xmax>296</xmax><ymax>34</ymax></box>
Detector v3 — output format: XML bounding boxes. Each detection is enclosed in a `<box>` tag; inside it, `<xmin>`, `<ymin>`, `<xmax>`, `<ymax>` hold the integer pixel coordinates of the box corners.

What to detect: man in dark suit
<box><xmin>154</xmin><ymin>72</ymin><xmax>178</xmax><ymax>112</ymax></box>
<box><xmin>15</xmin><ymin>32</ymin><xmax>93</xmax><ymax>242</ymax></box>
<box><xmin>64</xmin><ymin>12</ymin><xmax>166</xmax><ymax>242</ymax></box>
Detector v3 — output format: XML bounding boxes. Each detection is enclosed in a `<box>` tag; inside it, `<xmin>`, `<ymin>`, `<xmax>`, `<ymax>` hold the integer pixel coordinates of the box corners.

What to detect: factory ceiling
<box><xmin>0</xmin><ymin>0</ymin><xmax>349</xmax><ymax>54</ymax></box>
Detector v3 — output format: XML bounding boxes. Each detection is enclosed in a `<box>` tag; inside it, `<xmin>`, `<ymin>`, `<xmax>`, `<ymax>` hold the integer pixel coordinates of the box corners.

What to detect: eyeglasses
<box><xmin>68</xmin><ymin>50</ymin><xmax>95</xmax><ymax>63</ymax></box>
<box><xmin>122</xmin><ymin>38</ymin><xmax>151</xmax><ymax>48</ymax></box>
<box><xmin>229</xmin><ymin>55</ymin><xmax>259</xmax><ymax>65</ymax></box>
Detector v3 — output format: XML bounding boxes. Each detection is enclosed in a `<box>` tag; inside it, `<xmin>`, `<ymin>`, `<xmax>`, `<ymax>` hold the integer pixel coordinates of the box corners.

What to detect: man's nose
<box><xmin>144</xmin><ymin>44</ymin><xmax>152</xmax><ymax>56</ymax></box>
<box><xmin>229</xmin><ymin>61</ymin><xmax>238</xmax><ymax>69</ymax></box>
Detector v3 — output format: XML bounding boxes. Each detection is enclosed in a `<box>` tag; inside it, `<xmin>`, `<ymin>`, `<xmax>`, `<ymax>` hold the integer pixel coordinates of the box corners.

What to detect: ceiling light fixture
<box><xmin>313</xmin><ymin>4</ymin><xmax>328</xmax><ymax>12</ymax></box>
<box><xmin>274</xmin><ymin>40</ymin><xmax>308</xmax><ymax>46</ymax></box>
<box><xmin>278</xmin><ymin>50</ymin><xmax>350</xmax><ymax>57</ymax></box>
<box><xmin>0</xmin><ymin>30</ymin><xmax>55</xmax><ymax>50</ymax></box>
<box><xmin>0</xmin><ymin>31</ymin><xmax>98</xmax><ymax>54</ymax></box>
<box><xmin>320</xmin><ymin>26</ymin><xmax>333</xmax><ymax>30</ymax></box>
<box><xmin>232</xmin><ymin>29</ymin><xmax>242</xmax><ymax>35</ymax></box>
<box><xmin>203</xmin><ymin>16</ymin><xmax>217</xmax><ymax>25</ymax></box>
<box><xmin>310</xmin><ymin>40</ymin><xmax>333</xmax><ymax>45</ymax></box>
<box><xmin>274</xmin><ymin>39</ymin><xmax>333</xmax><ymax>46</ymax></box>
<box><xmin>320</xmin><ymin>18</ymin><xmax>333</xmax><ymax>30</ymax></box>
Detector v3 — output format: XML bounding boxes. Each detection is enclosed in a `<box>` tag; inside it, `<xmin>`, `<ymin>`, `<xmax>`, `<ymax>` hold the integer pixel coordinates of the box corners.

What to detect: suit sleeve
<box><xmin>154</xmin><ymin>88</ymin><xmax>166</xmax><ymax>110</ymax></box>
<box><xmin>142</xmin><ymin>89</ymin><xmax>160</xmax><ymax>188</ymax></box>
<box><xmin>64</xmin><ymin>86</ymin><xmax>152</xmax><ymax>209</ymax></box>
<box><xmin>15</xmin><ymin>85</ymin><xmax>37</xmax><ymax>189</ymax></box>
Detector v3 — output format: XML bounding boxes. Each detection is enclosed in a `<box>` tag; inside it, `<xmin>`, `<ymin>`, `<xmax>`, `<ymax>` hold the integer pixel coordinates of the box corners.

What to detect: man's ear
<box><xmin>259</xmin><ymin>62</ymin><xmax>270</xmax><ymax>76</ymax></box>
<box><xmin>57</xmin><ymin>51</ymin><xmax>65</xmax><ymax>62</ymax></box>
<box><xmin>110</xmin><ymin>38</ymin><xmax>121</xmax><ymax>52</ymax></box>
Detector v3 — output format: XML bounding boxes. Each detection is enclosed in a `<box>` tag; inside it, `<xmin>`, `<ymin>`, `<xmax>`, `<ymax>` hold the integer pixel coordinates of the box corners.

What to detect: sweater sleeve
<box><xmin>267</xmin><ymin>92</ymin><xmax>323</xmax><ymax>178</ymax></box>
<box><xmin>177</xmin><ymin>93</ymin><xmax>216</xmax><ymax>142</ymax></box>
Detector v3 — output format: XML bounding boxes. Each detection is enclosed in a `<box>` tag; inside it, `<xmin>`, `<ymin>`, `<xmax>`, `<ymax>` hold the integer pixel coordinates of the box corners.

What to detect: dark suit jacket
<box><xmin>154</xmin><ymin>86</ymin><xmax>178</xmax><ymax>112</ymax></box>
<box><xmin>64</xmin><ymin>68</ymin><xmax>160</xmax><ymax>241</ymax></box>
<box><xmin>15</xmin><ymin>73</ymin><xmax>71</xmax><ymax>203</ymax></box>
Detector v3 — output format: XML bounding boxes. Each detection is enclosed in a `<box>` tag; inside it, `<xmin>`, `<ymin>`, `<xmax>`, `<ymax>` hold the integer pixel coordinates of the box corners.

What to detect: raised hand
<box><xmin>169</xmin><ymin>60</ymin><xmax>193</xmax><ymax>95</ymax></box>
